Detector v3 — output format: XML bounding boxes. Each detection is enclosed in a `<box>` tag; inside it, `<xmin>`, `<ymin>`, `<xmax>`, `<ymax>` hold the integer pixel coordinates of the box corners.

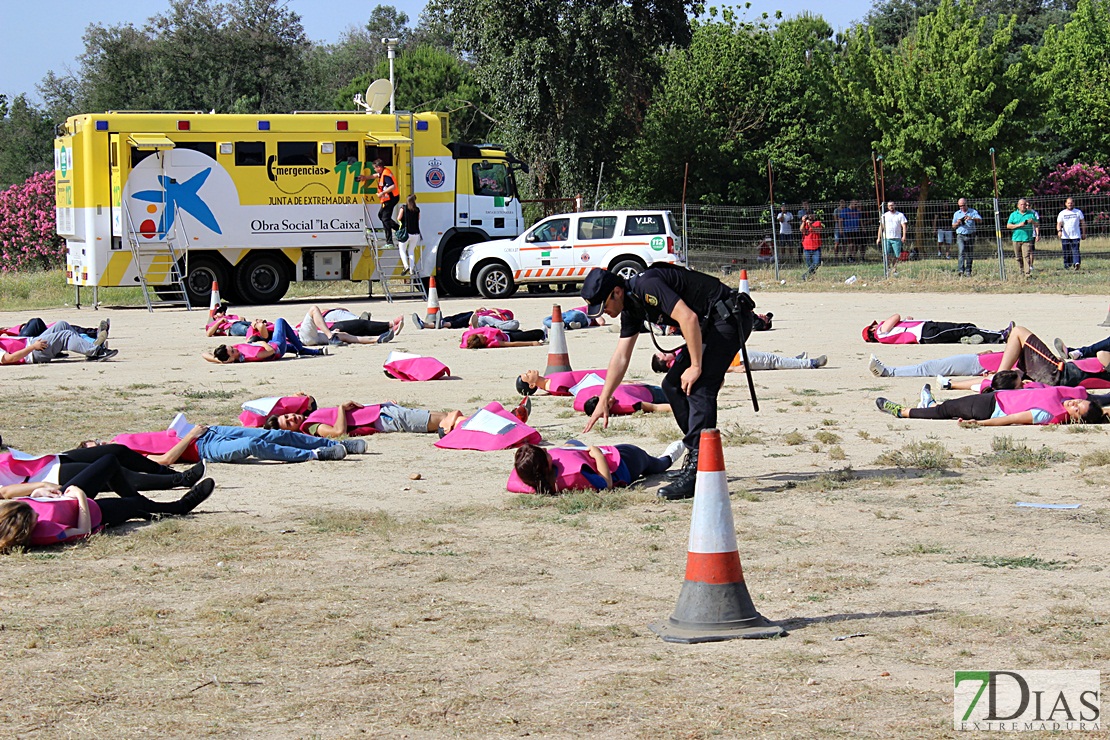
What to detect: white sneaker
<box><xmin>868</xmin><ymin>355</ymin><xmax>888</xmax><ymax>377</ymax></box>
<box><xmin>918</xmin><ymin>383</ymin><xmax>937</xmax><ymax>408</ymax></box>
<box><xmin>663</xmin><ymin>440</ymin><xmax>686</xmax><ymax>468</ymax></box>
<box><xmin>935</xmin><ymin>374</ymin><xmax>952</xmax><ymax>390</ymax></box>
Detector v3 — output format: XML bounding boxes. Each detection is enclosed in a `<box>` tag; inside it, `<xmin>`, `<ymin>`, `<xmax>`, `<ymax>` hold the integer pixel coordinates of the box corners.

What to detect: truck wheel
<box><xmin>436</xmin><ymin>245</ymin><xmax>478</xmax><ymax>297</ymax></box>
<box><xmin>181</xmin><ymin>256</ymin><xmax>231</xmax><ymax>308</ymax></box>
<box><xmin>610</xmin><ymin>258</ymin><xmax>645</xmax><ymax>282</ymax></box>
<box><xmin>476</xmin><ymin>262</ymin><xmax>518</xmax><ymax>300</ymax></box>
<box><xmin>235</xmin><ymin>253</ymin><xmax>290</xmax><ymax>304</ymax></box>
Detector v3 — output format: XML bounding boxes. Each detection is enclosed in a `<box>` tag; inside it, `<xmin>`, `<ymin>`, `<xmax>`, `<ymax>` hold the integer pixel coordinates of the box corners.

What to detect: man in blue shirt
<box><xmin>952</xmin><ymin>198</ymin><xmax>983</xmax><ymax>277</ymax></box>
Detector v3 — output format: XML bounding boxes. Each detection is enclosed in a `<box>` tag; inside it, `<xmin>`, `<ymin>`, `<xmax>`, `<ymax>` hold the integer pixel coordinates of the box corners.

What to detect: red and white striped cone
<box><xmin>544</xmin><ymin>304</ymin><xmax>572</xmax><ymax>375</ymax></box>
<box><xmin>424</xmin><ymin>276</ymin><xmax>441</xmax><ymax>329</ymax></box>
<box><xmin>738</xmin><ymin>269</ymin><xmax>750</xmax><ymax>295</ymax></box>
<box><xmin>1100</xmin><ymin>300</ymin><xmax>1110</xmax><ymax>327</ymax></box>
<box><xmin>650</xmin><ymin>429</ymin><xmax>785</xmax><ymax>643</ymax></box>
<box><xmin>208</xmin><ymin>280</ymin><xmax>222</xmax><ymax>318</ymax></box>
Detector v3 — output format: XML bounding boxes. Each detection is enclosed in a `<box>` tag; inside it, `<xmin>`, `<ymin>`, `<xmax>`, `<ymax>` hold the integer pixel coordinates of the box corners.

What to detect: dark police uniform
<box><xmin>620</xmin><ymin>264</ymin><xmax>750</xmax><ymax>452</ymax></box>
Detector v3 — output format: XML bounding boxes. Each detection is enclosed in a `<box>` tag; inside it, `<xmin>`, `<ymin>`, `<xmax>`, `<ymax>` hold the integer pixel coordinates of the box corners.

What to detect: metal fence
<box><xmin>641</xmin><ymin>195</ymin><xmax>1110</xmax><ymax>277</ymax></box>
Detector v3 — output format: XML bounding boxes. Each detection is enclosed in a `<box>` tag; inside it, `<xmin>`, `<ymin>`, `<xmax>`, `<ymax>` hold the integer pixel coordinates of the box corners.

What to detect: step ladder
<box><xmin>122</xmin><ymin>200</ymin><xmax>193</xmax><ymax>312</ymax></box>
<box><xmin>362</xmin><ymin>197</ymin><xmax>426</xmax><ymax>304</ymax></box>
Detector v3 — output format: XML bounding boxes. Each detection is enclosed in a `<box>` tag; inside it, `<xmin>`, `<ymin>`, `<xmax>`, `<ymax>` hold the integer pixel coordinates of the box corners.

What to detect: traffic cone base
<box><xmin>544</xmin><ymin>304</ymin><xmax>573</xmax><ymax>375</ymax></box>
<box><xmin>649</xmin><ymin>429</ymin><xmax>785</xmax><ymax>644</ymax></box>
<box><xmin>208</xmin><ymin>280</ymin><xmax>222</xmax><ymax>317</ymax></box>
<box><xmin>1100</xmin><ymin>302</ymin><xmax>1110</xmax><ymax>327</ymax></box>
<box><xmin>424</xmin><ymin>276</ymin><xmax>440</xmax><ymax>326</ymax></box>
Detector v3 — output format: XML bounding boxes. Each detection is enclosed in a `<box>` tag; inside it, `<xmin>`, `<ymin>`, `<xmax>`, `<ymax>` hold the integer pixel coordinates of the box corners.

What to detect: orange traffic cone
<box><xmin>424</xmin><ymin>276</ymin><xmax>441</xmax><ymax>329</ymax></box>
<box><xmin>1100</xmin><ymin>301</ymin><xmax>1110</xmax><ymax>327</ymax></box>
<box><xmin>208</xmin><ymin>280</ymin><xmax>222</xmax><ymax>317</ymax></box>
<box><xmin>738</xmin><ymin>269</ymin><xmax>750</xmax><ymax>295</ymax></box>
<box><xmin>544</xmin><ymin>304</ymin><xmax>572</xmax><ymax>375</ymax></box>
<box><xmin>650</xmin><ymin>429</ymin><xmax>785</xmax><ymax>643</ymax></box>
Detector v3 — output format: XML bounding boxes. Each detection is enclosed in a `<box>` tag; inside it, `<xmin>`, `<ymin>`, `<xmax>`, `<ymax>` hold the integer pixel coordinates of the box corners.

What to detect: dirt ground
<box><xmin>1</xmin><ymin>289</ymin><xmax>1107</xmax><ymax>738</ymax></box>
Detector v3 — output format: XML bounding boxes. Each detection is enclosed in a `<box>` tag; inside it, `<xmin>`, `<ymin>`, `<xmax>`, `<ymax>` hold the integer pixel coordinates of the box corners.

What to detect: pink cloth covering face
<box><xmin>384</xmin><ymin>356</ymin><xmax>451</xmax><ymax>381</ymax></box>
<box><xmin>435</xmin><ymin>402</ymin><xmax>541</xmax><ymax>451</ymax></box>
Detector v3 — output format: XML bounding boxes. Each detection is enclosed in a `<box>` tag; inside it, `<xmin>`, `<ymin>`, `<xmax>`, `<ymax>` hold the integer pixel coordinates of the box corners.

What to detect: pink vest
<box><xmin>236</xmin><ymin>342</ymin><xmax>279</xmax><ymax>361</ymax></box>
<box><xmin>573</xmin><ymin>384</ymin><xmax>654</xmax><ymax>414</ymax></box>
<box><xmin>300</xmin><ymin>405</ymin><xmax>382</xmax><ymax>436</ymax></box>
<box><xmin>435</xmin><ymin>402</ymin><xmax>541</xmax><ymax>451</ymax></box>
<box><xmin>874</xmin><ymin>321</ymin><xmax>924</xmax><ymax>344</ymax></box>
<box><xmin>995</xmin><ymin>386</ymin><xmax>1088</xmax><ymax>424</ymax></box>
<box><xmin>475</xmin><ymin>307</ymin><xmax>514</xmax><ymax>321</ymax></box>
<box><xmin>239</xmin><ymin>396</ymin><xmax>315</xmax><ymax>427</ymax></box>
<box><xmin>978</xmin><ymin>352</ymin><xmax>1004</xmax><ymax>373</ymax></box>
<box><xmin>25</xmin><ymin>497</ymin><xmax>104</xmax><ymax>545</ymax></box>
<box><xmin>1</xmin><ymin>324</ymin><xmax>21</xmax><ymax>336</ymax></box>
<box><xmin>245</xmin><ymin>321</ymin><xmax>274</xmax><ymax>341</ymax></box>
<box><xmin>460</xmin><ymin>327</ymin><xmax>508</xmax><ymax>348</ymax></box>
<box><xmin>383</xmin><ymin>356</ymin><xmax>451</xmax><ymax>381</ymax></box>
<box><xmin>205</xmin><ymin>314</ymin><xmax>243</xmax><ymax>334</ymax></box>
<box><xmin>1074</xmin><ymin>357</ymin><xmax>1110</xmax><ymax>389</ymax></box>
<box><xmin>0</xmin><ymin>336</ymin><xmax>29</xmax><ymax>362</ymax></box>
<box><xmin>0</xmin><ymin>452</ymin><xmax>61</xmax><ymax>485</ymax></box>
<box><xmin>506</xmin><ymin>446</ymin><xmax>623</xmax><ymax>493</ymax></box>
<box><xmin>110</xmin><ymin>431</ymin><xmax>200</xmax><ymax>463</ymax></box>
<box><xmin>544</xmin><ymin>369</ymin><xmax>608</xmax><ymax>396</ymax></box>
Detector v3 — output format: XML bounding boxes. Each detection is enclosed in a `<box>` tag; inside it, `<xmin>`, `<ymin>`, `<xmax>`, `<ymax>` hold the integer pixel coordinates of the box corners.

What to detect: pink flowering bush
<box><xmin>0</xmin><ymin>171</ymin><xmax>65</xmax><ymax>273</ymax></box>
<box><xmin>1034</xmin><ymin>162</ymin><xmax>1110</xmax><ymax>196</ymax></box>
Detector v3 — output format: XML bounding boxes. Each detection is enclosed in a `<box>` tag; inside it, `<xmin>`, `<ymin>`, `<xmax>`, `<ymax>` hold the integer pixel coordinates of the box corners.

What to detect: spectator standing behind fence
<box><xmin>1056</xmin><ymin>197</ymin><xmax>1085</xmax><ymax>271</ymax></box>
<box><xmin>934</xmin><ymin>210</ymin><xmax>953</xmax><ymax>260</ymax></box>
<box><xmin>952</xmin><ymin>198</ymin><xmax>983</xmax><ymax>277</ymax></box>
<box><xmin>842</xmin><ymin>200</ymin><xmax>862</xmax><ymax>261</ymax></box>
<box><xmin>796</xmin><ymin>201</ymin><xmax>810</xmax><ymax>263</ymax></box>
<box><xmin>877</xmin><ymin>201</ymin><xmax>908</xmax><ymax>263</ymax></box>
<box><xmin>776</xmin><ymin>204</ymin><xmax>794</xmax><ymax>258</ymax></box>
<box><xmin>833</xmin><ymin>200</ymin><xmax>846</xmax><ymax>262</ymax></box>
<box><xmin>800</xmin><ymin>215</ymin><xmax>823</xmax><ymax>279</ymax></box>
<box><xmin>1007</xmin><ymin>198</ymin><xmax>1038</xmax><ymax>278</ymax></box>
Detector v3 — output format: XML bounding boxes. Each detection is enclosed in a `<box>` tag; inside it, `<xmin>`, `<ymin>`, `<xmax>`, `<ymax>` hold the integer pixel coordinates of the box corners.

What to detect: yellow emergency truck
<box><xmin>54</xmin><ymin>110</ymin><xmax>525</xmax><ymax>305</ymax></box>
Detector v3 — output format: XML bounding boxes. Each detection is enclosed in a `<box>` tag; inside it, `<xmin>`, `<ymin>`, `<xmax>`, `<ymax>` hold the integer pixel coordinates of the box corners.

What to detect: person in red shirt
<box><xmin>801</xmin><ymin>214</ymin><xmax>823</xmax><ymax>279</ymax></box>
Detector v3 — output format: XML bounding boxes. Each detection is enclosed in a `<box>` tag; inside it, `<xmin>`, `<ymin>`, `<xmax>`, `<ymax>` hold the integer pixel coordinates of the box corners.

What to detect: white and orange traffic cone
<box><xmin>424</xmin><ymin>276</ymin><xmax>441</xmax><ymax>329</ymax></box>
<box><xmin>738</xmin><ymin>269</ymin><xmax>750</xmax><ymax>295</ymax></box>
<box><xmin>1100</xmin><ymin>300</ymin><xmax>1110</xmax><ymax>327</ymax></box>
<box><xmin>650</xmin><ymin>429</ymin><xmax>785</xmax><ymax>643</ymax></box>
<box><xmin>544</xmin><ymin>304</ymin><xmax>572</xmax><ymax>375</ymax></box>
<box><xmin>208</xmin><ymin>280</ymin><xmax>222</xmax><ymax>318</ymax></box>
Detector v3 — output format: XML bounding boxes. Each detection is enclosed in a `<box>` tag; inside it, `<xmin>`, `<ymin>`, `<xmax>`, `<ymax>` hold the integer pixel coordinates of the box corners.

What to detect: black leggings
<box><xmin>614</xmin><ymin>444</ymin><xmax>672</xmax><ymax>484</ymax></box>
<box><xmin>58</xmin><ymin>444</ymin><xmax>180</xmax><ymax>491</ymax></box>
<box><xmin>920</xmin><ymin>321</ymin><xmax>1005</xmax><ymax>344</ymax></box>
<box><xmin>66</xmin><ymin>456</ymin><xmax>183</xmax><ymax>526</ymax></box>
<box><xmin>330</xmin><ymin>319</ymin><xmax>392</xmax><ymax>336</ymax></box>
<box><xmin>907</xmin><ymin>392</ymin><xmax>996</xmax><ymax>420</ymax></box>
<box><xmin>507</xmin><ymin>329</ymin><xmax>545</xmax><ymax>342</ymax></box>
<box><xmin>440</xmin><ymin>312</ymin><xmax>474</xmax><ymax>328</ymax></box>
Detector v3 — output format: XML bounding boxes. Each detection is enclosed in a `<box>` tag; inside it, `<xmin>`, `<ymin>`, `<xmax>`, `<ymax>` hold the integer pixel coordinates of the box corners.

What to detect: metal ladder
<box><xmin>122</xmin><ymin>199</ymin><xmax>192</xmax><ymax>312</ymax></box>
<box><xmin>362</xmin><ymin>115</ymin><xmax>426</xmax><ymax>303</ymax></box>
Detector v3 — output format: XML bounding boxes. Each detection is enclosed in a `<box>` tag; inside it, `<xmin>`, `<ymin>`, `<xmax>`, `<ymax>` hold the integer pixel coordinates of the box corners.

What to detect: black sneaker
<box><xmin>173</xmin><ymin>460</ymin><xmax>207</xmax><ymax>488</ymax></box>
<box><xmin>172</xmin><ymin>478</ymin><xmax>215</xmax><ymax>515</ymax></box>
<box><xmin>86</xmin><ymin>347</ymin><xmax>119</xmax><ymax>362</ymax></box>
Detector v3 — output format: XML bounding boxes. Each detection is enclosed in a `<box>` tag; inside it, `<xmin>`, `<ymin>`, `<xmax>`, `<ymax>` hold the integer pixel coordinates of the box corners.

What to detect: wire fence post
<box><xmin>768</xmin><ymin>159</ymin><xmax>780</xmax><ymax>280</ymax></box>
<box><xmin>990</xmin><ymin>148</ymin><xmax>1006</xmax><ymax>281</ymax></box>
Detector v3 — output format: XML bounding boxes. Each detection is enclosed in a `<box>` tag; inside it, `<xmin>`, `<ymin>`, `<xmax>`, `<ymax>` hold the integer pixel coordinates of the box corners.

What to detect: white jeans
<box><xmin>400</xmin><ymin>233</ymin><xmax>423</xmax><ymax>274</ymax></box>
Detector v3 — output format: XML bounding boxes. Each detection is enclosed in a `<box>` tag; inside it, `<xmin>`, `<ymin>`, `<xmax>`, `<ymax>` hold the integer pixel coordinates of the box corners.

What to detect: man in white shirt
<box><xmin>1056</xmin><ymin>197</ymin><xmax>1085</xmax><ymax>270</ymax></box>
<box><xmin>876</xmin><ymin>201</ymin><xmax>908</xmax><ymax>262</ymax></box>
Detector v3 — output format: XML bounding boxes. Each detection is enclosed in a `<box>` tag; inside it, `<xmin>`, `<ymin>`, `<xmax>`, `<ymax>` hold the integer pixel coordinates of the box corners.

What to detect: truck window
<box><xmin>130</xmin><ymin>149</ymin><xmax>156</xmax><ymax>168</ymax></box>
<box><xmin>335</xmin><ymin>141</ymin><xmax>359</xmax><ymax>164</ymax></box>
<box><xmin>625</xmin><ymin>215</ymin><xmax>665</xmax><ymax>236</ymax></box>
<box><xmin>578</xmin><ymin>216</ymin><xmax>616</xmax><ymax>240</ymax></box>
<box><xmin>472</xmin><ymin>162</ymin><xmax>509</xmax><ymax>197</ymax></box>
<box><xmin>176</xmin><ymin>141</ymin><xmax>217</xmax><ymax>160</ymax></box>
<box><xmin>236</xmin><ymin>141</ymin><xmax>266</xmax><ymax>166</ymax></box>
<box><xmin>278</xmin><ymin>141</ymin><xmax>317</xmax><ymax>166</ymax></box>
<box><xmin>364</xmin><ymin>145</ymin><xmax>393</xmax><ymax>166</ymax></box>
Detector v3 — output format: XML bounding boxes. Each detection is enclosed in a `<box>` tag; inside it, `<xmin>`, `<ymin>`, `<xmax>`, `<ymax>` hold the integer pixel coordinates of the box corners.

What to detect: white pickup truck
<box><xmin>454</xmin><ymin>210</ymin><xmax>685</xmax><ymax>299</ymax></box>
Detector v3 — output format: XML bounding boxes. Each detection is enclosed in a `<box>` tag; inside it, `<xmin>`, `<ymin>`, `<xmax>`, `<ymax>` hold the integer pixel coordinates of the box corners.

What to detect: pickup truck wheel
<box><xmin>476</xmin><ymin>262</ymin><xmax>518</xmax><ymax>300</ymax></box>
<box><xmin>610</xmin><ymin>259</ymin><xmax>646</xmax><ymax>282</ymax></box>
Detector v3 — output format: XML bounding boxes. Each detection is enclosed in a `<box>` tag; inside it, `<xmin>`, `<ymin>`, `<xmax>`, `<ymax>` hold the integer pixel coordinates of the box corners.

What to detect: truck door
<box><xmin>463</xmin><ymin>160</ymin><xmax>517</xmax><ymax>238</ymax></box>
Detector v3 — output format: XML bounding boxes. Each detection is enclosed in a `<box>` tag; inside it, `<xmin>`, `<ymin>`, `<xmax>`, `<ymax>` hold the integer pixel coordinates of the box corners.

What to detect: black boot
<box><xmin>658</xmin><ymin>448</ymin><xmax>698</xmax><ymax>500</ymax></box>
<box><xmin>160</xmin><ymin>478</ymin><xmax>215</xmax><ymax>515</ymax></box>
<box><xmin>666</xmin><ymin>447</ymin><xmax>693</xmax><ymax>479</ymax></box>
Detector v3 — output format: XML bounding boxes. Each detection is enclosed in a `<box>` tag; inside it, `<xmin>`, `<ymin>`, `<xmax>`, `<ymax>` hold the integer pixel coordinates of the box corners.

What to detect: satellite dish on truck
<box><xmin>353</xmin><ymin>79</ymin><xmax>393</xmax><ymax>114</ymax></box>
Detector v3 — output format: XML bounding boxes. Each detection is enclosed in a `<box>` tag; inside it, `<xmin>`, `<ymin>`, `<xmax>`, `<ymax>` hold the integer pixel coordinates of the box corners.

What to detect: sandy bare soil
<box><xmin>1</xmin><ymin>289</ymin><xmax>1107</xmax><ymax>738</ymax></box>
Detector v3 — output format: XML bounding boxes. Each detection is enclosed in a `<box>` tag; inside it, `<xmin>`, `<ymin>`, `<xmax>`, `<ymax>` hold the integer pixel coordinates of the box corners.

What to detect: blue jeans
<box><xmin>271</xmin><ymin>317</ymin><xmax>321</xmax><ymax>357</ymax></box>
<box><xmin>1061</xmin><ymin>239</ymin><xmax>1081</xmax><ymax>268</ymax></box>
<box><xmin>1076</xmin><ymin>336</ymin><xmax>1110</xmax><ymax>358</ymax></box>
<box><xmin>543</xmin><ymin>309</ymin><xmax>589</xmax><ymax>329</ymax></box>
<box><xmin>956</xmin><ymin>233</ymin><xmax>974</xmax><ymax>274</ymax></box>
<box><xmin>196</xmin><ymin>426</ymin><xmax>338</xmax><ymax>463</ymax></box>
<box><xmin>803</xmin><ymin>248</ymin><xmax>820</xmax><ymax>273</ymax></box>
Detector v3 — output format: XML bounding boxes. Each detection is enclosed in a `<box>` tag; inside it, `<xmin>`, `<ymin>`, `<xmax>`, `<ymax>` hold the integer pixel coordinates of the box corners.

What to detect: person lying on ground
<box><xmin>462</xmin><ymin>326</ymin><xmax>545</xmax><ymax>348</ymax></box>
<box><xmin>1</xmin><ymin>320</ymin><xmax>115</xmax><ymax>364</ymax></box>
<box><xmin>436</xmin><ymin>398</ymin><xmax>531</xmax><ymax>438</ymax></box>
<box><xmin>995</xmin><ymin>325</ymin><xmax>1110</xmax><ymax>387</ymax></box>
<box><xmin>296</xmin><ymin>306</ymin><xmax>400</xmax><ymax>346</ymax></box>
<box><xmin>509</xmin><ymin>440</ymin><xmax>686</xmax><ymax>495</ymax></box>
<box><xmin>580</xmin><ymin>387</ymin><xmax>671</xmax><ymax>416</ymax></box>
<box><xmin>861</xmin><ymin>314</ymin><xmax>1012</xmax><ymax>345</ymax></box>
<box><xmin>108</xmin><ymin>423</ymin><xmax>363</xmax><ymax>464</ymax></box>
<box><xmin>516</xmin><ymin>368</ymin><xmax>609</xmax><ymax>396</ymax></box>
<box><xmin>264</xmin><ymin>400</ymin><xmax>453</xmax><ymax>437</ymax></box>
<box><xmin>206</xmin><ymin>303</ymin><xmax>251</xmax><ymax>337</ymax></box>
<box><xmin>203</xmin><ymin>318</ymin><xmax>325</xmax><ymax>363</ymax></box>
<box><xmin>0</xmin><ymin>443</ymin><xmax>206</xmax><ymax>500</ymax></box>
<box><xmin>0</xmin><ymin>455</ymin><xmax>214</xmax><ymax>552</ymax></box>
<box><xmin>652</xmin><ymin>348</ymin><xmax>827</xmax><ymax>373</ymax></box>
<box><xmin>1054</xmin><ymin>333</ymin><xmax>1110</xmax><ymax>361</ymax></box>
<box><xmin>543</xmin><ymin>306</ymin><xmax>605</xmax><ymax>329</ymax></box>
<box><xmin>875</xmin><ymin>385</ymin><xmax>1107</xmax><ymax>425</ymax></box>
<box><xmin>2</xmin><ymin>317</ymin><xmax>101</xmax><ymax>340</ymax></box>
<box><xmin>868</xmin><ymin>344</ymin><xmax>1110</xmax><ymax>389</ymax></box>
<box><xmin>412</xmin><ymin>307</ymin><xmax>519</xmax><ymax>331</ymax></box>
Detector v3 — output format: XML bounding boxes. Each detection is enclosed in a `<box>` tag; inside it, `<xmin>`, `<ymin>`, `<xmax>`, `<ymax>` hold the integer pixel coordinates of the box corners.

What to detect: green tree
<box><xmin>0</xmin><ymin>95</ymin><xmax>55</xmax><ymax>188</ymax></box>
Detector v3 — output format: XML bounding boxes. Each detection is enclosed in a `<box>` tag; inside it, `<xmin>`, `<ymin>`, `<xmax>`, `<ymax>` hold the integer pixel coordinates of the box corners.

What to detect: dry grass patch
<box><xmin>1079</xmin><ymin>450</ymin><xmax>1110</xmax><ymax>469</ymax></box>
<box><xmin>875</xmin><ymin>440</ymin><xmax>957</xmax><ymax>471</ymax></box>
<box><xmin>983</xmin><ymin>435</ymin><xmax>1068</xmax><ymax>470</ymax></box>
<box><xmin>299</xmin><ymin>508</ymin><xmax>399</xmax><ymax>537</ymax></box>
<box><xmin>509</xmin><ymin>489</ymin><xmax>634</xmax><ymax>515</ymax></box>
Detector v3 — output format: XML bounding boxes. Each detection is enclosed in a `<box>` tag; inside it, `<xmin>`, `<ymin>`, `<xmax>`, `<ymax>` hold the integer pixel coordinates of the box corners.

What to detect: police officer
<box><xmin>581</xmin><ymin>264</ymin><xmax>753</xmax><ymax>500</ymax></box>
